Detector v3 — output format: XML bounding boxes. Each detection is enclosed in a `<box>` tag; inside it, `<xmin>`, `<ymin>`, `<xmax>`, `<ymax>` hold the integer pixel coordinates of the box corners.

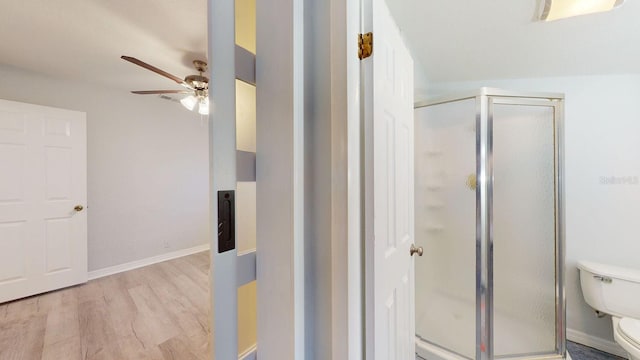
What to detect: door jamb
<box><xmin>255</xmin><ymin>0</ymin><xmax>306</xmax><ymax>358</ymax></box>
<box><xmin>329</xmin><ymin>0</ymin><xmax>365</xmax><ymax>359</ymax></box>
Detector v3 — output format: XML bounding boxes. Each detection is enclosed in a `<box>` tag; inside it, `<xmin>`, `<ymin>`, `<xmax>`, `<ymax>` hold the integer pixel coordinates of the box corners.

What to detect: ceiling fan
<box><xmin>121</xmin><ymin>55</ymin><xmax>210</xmax><ymax>115</ymax></box>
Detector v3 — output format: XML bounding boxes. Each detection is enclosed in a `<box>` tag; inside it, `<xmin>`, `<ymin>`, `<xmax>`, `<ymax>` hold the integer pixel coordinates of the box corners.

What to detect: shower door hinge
<box><xmin>358</xmin><ymin>32</ymin><xmax>373</xmax><ymax>60</ymax></box>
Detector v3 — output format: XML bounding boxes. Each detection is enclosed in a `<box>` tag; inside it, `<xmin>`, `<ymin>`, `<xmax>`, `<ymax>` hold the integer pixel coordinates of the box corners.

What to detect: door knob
<box><xmin>74</xmin><ymin>205</ymin><xmax>84</xmax><ymax>212</ymax></box>
<box><xmin>410</xmin><ymin>244</ymin><xmax>423</xmax><ymax>257</ymax></box>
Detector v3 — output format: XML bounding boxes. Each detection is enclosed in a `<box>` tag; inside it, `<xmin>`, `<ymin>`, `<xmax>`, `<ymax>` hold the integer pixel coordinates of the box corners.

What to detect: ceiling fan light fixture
<box><xmin>180</xmin><ymin>95</ymin><xmax>198</xmax><ymax>111</ymax></box>
<box><xmin>539</xmin><ymin>0</ymin><xmax>625</xmax><ymax>21</ymax></box>
<box><xmin>198</xmin><ymin>98</ymin><xmax>210</xmax><ymax>116</ymax></box>
<box><xmin>122</xmin><ymin>56</ymin><xmax>211</xmax><ymax>116</ymax></box>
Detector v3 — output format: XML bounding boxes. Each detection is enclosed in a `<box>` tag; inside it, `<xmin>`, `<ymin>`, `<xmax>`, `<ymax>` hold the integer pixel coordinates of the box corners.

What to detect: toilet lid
<box><xmin>619</xmin><ymin>317</ymin><xmax>640</xmax><ymax>348</ymax></box>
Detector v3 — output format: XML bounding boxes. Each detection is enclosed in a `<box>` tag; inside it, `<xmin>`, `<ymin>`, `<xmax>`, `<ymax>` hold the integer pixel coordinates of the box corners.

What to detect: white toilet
<box><xmin>578</xmin><ymin>261</ymin><xmax>640</xmax><ymax>360</ymax></box>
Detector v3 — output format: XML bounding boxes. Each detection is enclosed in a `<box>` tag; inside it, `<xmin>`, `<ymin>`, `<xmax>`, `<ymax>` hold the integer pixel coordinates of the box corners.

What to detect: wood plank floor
<box><xmin>0</xmin><ymin>251</ymin><xmax>212</xmax><ymax>360</ymax></box>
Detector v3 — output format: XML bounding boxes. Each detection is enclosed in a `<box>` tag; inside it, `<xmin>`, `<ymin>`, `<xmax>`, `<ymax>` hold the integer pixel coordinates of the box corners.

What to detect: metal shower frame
<box><xmin>414</xmin><ymin>87</ymin><xmax>566</xmax><ymax>360</ymax></box>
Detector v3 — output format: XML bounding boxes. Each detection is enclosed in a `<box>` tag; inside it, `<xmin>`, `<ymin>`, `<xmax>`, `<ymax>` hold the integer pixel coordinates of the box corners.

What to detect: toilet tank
<box><xmin>578</xmin><ymin>261</ymin><xmax>640</xmax><ymax>320</ymax></box>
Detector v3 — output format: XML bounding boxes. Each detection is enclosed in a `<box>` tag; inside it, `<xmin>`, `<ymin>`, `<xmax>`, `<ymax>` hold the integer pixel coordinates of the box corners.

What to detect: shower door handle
<box><xmin>410</xmin><ymin>244</ymin><xmax>423</xmax><ymax>257</ymax></box>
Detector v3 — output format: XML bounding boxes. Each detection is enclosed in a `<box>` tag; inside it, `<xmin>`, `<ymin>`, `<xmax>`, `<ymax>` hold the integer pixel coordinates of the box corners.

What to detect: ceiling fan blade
<box><xmin>131</xmin><ymin>90</ymin><xmax>192</xmax><ymax>95</ymax></box>
<box><xmin>121</xmin><ymin>56</ymin><xmax>186</xmax><ymax>85</ymax></box>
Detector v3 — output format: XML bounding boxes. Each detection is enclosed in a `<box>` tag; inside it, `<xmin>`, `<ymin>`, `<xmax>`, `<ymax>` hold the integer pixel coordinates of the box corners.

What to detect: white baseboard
<box><xmin>239</xmin><ymin>344</ymin><xmax>257</xmax><ymax>360</ymax></box>
<box><xmin>88</xmin><ymin>244</ymin><xmax>210</xmax><ymax>280</ymax></box>
<box><xmin>567</xmin><ymin>328</ymin><xmax>627</xmax><ymax>358</ymax></box>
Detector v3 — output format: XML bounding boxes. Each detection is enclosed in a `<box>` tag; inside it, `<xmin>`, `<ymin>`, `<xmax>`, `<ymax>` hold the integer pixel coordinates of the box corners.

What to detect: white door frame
<box><xmin>272</xmin><ymin>0</ymin><xmax>414</xmax><ymax>357</ymax></box>
<box><xmin>208</xmin><ymin>0</ymin><xmax>306</xmax><ymax>358</ymax></box>
<box><xmin>255</xmin><ymin>0</ymin><xmax>306</xmax><ymax>357</ymax></box>
<box><xmin>328</xmin><ymin>0</ymin><xmax>365</xmax><ymax>359</ymax></box>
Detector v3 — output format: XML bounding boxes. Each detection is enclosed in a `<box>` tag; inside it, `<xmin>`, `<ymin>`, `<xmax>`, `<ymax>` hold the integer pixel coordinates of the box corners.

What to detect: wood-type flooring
<box><xmin>0</xmin><ymin>251</ymin><xmax>212</xmax><ymax>360</ymax></box>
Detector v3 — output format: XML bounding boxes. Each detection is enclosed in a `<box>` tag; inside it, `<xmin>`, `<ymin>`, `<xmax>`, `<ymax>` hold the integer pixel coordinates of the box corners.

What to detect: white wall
<box><xmin>0</xmin><ymin>64</ymin><xmax>210</xmax><ymax>271</ymax></box>
<box><xmin>422</xmin><ymin>74</ymin><xmax>640</xmax><ymax>349</ymax></box>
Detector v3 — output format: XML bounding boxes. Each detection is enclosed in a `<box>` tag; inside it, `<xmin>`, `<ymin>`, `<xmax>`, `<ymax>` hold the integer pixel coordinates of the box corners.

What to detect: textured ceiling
<box><xmin>0</xmin><ymin>0</ymin><xmax>255</xmax><ymax>92</ymax></box>
<box><xmin>387</xmin><ymin>0</ymin><xmax>640</xmax><ymax>83</ymax></box>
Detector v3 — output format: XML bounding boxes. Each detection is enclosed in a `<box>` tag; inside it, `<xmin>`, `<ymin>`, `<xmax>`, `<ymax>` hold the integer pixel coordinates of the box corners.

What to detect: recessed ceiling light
<box><xmin>539</xmin><ymin>0</ymin><xmax>625</xmax><ymax>21</ymax></box>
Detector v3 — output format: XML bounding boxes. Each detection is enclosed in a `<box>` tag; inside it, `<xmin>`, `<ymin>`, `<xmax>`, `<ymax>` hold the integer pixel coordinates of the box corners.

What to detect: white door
<box><xmin>0</xmin><ymin>99</ymin><xmax>87</xmax><ymax>303</ymax></box>
<box><xmin>363</xmin><ymin>0</ymin><xmax>415</xmax><ymax>358</ymax></box>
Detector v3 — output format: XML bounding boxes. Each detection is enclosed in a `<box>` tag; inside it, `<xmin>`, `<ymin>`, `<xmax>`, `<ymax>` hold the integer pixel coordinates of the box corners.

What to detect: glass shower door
<box><xmin>415</xmin><ymin>98</ymin><xmax>477</xmax><ymax>359</ymax></box>
<box><xmin>491</xmin><ymin>101</ymin><xmax>560</xmax><ymax>357</ymax></box>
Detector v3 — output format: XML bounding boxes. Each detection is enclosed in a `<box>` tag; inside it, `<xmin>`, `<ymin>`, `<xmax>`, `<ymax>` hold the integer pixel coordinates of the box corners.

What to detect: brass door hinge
<box><xmin>358</xmin><ymin>32</ymin><xmax>373</xmax><ymax>60</ymax></box>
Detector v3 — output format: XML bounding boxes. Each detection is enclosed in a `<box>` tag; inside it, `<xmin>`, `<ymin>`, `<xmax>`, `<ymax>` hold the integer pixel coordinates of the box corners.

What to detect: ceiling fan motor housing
<box><xmin>185</xmin><ymin>74</ymin><xmax>209</xmax><ymax>91</ymax></box>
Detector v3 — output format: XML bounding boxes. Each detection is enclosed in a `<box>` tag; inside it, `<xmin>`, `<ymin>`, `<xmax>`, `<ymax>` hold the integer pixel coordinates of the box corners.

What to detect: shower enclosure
<box><xmin>414</xmin><ymin>88</ymin><xmax>566</xmax><ymax>360</ymax></box>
